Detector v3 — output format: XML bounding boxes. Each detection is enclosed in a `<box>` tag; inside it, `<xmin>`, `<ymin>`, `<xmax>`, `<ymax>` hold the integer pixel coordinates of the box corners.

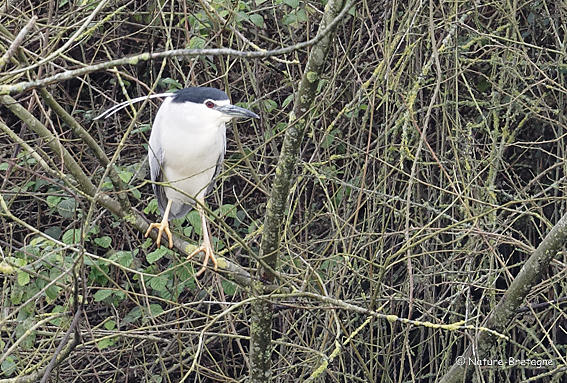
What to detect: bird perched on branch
<box><xmin>143</xmin><ymin>87</ymin><xmax>259</xmax><ymax>276</ymax></box>
<box><xmin>95</xmin><ymin>87</ymin><xmax>258</xmax><ymax>275</ymax></box>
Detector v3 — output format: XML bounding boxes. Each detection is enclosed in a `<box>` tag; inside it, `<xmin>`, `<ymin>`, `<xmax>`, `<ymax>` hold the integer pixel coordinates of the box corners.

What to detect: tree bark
<box><xmin>249</xmin><ymin>1</ymin><xmax>350</xmax><ymax>382</ymax></box>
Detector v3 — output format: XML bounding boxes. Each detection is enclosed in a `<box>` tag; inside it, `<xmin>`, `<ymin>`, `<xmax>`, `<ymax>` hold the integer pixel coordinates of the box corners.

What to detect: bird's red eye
<box><xmin>205</xmin><ymin>101</ymin><xmax>214</xmax><ymax>108</ymax></box>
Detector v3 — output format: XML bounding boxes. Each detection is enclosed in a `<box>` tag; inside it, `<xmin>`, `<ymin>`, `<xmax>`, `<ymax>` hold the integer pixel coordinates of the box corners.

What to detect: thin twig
<box><xmin>0</xmin><ymin>2</ymin><xmax>353</xmax><ymax>95</ymax></box>
<box><xmin>0</xmin><ymin>16</ymin><xmax>37</xmax><ymax>71</ymax></box>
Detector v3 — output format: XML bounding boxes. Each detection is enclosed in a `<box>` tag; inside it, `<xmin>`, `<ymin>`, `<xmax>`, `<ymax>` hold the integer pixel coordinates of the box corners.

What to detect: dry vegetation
<box><xmin>1</xmin><ymin>0</ymin><xmax>567</xmax><ymax>382</ymax></box>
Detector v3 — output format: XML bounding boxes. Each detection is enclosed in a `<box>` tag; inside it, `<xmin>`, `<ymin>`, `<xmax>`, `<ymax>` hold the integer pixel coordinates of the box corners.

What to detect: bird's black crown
<box><xmin>172</xmin><ymin>87</ymin><xmax>229</xmax><ymax>104</ymax></box>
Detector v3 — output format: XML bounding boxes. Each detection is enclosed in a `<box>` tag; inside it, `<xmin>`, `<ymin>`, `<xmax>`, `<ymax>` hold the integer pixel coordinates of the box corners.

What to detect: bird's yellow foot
<box><xmin>145</xmin><ymin>220</ymin><xmax>173</xmax><ymax>248</ymax></box>
<box><xmin>187</xmin><ymin>241</ymin><xmax>218</xmax><ymax>277</ymax></box>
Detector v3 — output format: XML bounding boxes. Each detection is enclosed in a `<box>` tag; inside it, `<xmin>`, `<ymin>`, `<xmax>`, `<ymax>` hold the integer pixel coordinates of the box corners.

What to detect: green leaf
<box><xmin>104</xmin><ymin>320</ymin><xmax>116</xmax><ymax>330</ymax></box>
<box><xmin>50</xmin><ymin>266</ymin><xmax>62</xmax><ymax>281</ymax></box>
<box><xmin>296</xmin><ymin>8</ymin><xmax>308</xmax><ymax>22</ymax></box>
<box><xmin>178</xmin><ymin>264</ymin><xmax>195</xmax><ymax>283</ymax></box>
<box><xmin>141</xmin><ymin>237</ymin><xmax>154</xmax><ymax>249</ymax></box>
<box><xmin>322</xmin><ymin>129</ymin><xmax>340</xmax><ymax>149</ymax></box>
<box><xmin>10</xmin><ymin>284</ymin><xmax>23</xmax><ymax>305</ymax></box>
<box><xmin>49</xmin><ymin>306</ymin><xmax>65</xmax><ymax>326</ymax></box>
<box><xmin>249</xmin><ymin>14</ymin><xmax>264</xmax><ymax>27</ymax></box>
<box><xmin>15</xmin><ymin>317</ymin><xmax>36</xmax><ymax>350</ymax></box>
<box><xmin>89</xmin><ymin>264</ymin><xmax>109</xmax><ymax>286</ymax></box>
<box><xmin>17</xmin><ymin>272</ymin><xmax>30</xmax><ymax>286</ymax></box>
<box><xmin>21</xmin><ymin>286</ymin><xmax>38</xmax><ymax>314</ymax></box>
<box><xmin>34</xmin><ymin>179</ymin><xmax>50</xmax><ymax>191</ymax></box>
<box><xmin>62</xmin><ymin>229</ymin><xmax>81</xmax><ymax>244</ymax></box>
<box><xmin>219</xmin><ymin>204</ymin><xmax>238</xmax><ymax>218</ymax></box>
<box><xmin>94</xmin><ymin>236</ymin><xmax>112</xmax><ymax>248</ymax></box>
<box><xmin>183</xmin><ymin>226</ymin><xmax>193</xmax><ymax>237</ymax></box>
<box><xmin>161</xmin><ymin>78</ymin><xmax>183</xmax><ymax>90</ymax></box>
<box><xmin>187</xmin><ymin>210</ymin><xmax>202</xmax><ymax>235</ymax></box>
<box><xmin>149</xmin><ymin>275</ymin><xmax>168</xmax><ymax>291</ymax></box>
<box><xmin>282</xmin><ymin>94</ymin><xmax>294</xmax><ymax>109</ymax></box>
<box><xmin>189</xmin><ymin>36</ymin><xmax>205</xmax><ymax>49</ymax></box>
<box><xmin>221</xmin><ymin>280</ymin><xmax>237</xmax><ymax>296</ymax></box>
<box><xmin>35</xmin><ymin>274</ymin><xmax>46</xmax><ymax>290</ymax></box>
<box><xmin>101</xmin><ymin>180</ymin><xmax>113</xmax><ymax>190</ymax></box>
<box><xmin>57</xmin><ymin>197</ymin><xmax>77</xmax><ymax>219</ymax></box>
<box><xmin>236</xmin><ymin>11</ymin><xmax>249</xmax><ymax>22</ymax></box>
<box><xmin>146</xmin><ymin>247</ymin><xmax>169</xmax><ymax>264</ymax></box>
<box><xmin>264</xmin><ymin>129</ymin><xmax>274</xmax><ymax>142</ymax></box>
<box><xmin>282</xmin><ymin>13</ymin><xmax>298</xmax><ymax>25</ymax></box>
<box><xmin>133</xmin><ymin>124</ymin><xmax>152</xmax><ymax>136</ymax></box>
<box><xmin>283</xmin><ymin>0</ymin><xmax>299</xmax><ymax>8</ymax></box>
<box><xmin>45</xmin><ymin>284</ymin><xmax>59</xmax><ymax>302</ymax></box>
<box><xmin>261</xmin><ymin>99</ymin><xmax>278</xmax><ymax>112</ymax></box>
<box><xmin>12</xmin><ymin>257</ymin><xmax>26</xmax><ymax>267</ymax></box>
<box><xmin>46</xmin><ymin>195</ymin><xmax>62</xmax><ymax>209</ymax></box>
<box><xmin>149</xmin><ymin>303</ymin><xmax>164</xmax><ymax>316</ymax></box>
<box><xmin>114</xmin><ymin>291</ymin><xmax>126</xmax><ymax>301</ymax></box>
<box><xmin>88</xmin><ymin>225</ymin><xmax>100</xmax><ymax>235</ymax></box>
<box><xmin>144</xmin><ymin>198</ymin><xmax>159</xmax><ymax>214</ymax></box>
<box><xmin>527</xmin><ymin>12</ymin><xmax>535</xmax><ymax>25</ymax></box>
<box><xmin>123</xmin><ymin>307</ymin><xmax>142</xmax><ymax>323</ymax></box>
<box><xmin>97</xmin><ymin>338</ymin><xmax>115</xmax><ymax>350</ymax></box>
<box><xmin>1</xmin><ymin>355</ymin><xmax>17</xmax><ymax>377</ymax></box>
<box><xmin>94</xmin><ymin>289</ymin><xmax>113</xmax><ymax>302</ymax></box>
<box><xmin>348</xmin><ymin>4</ymin><xmax>356</xmax><ymax>16</ymax></box>
<box><xmin>116</xmin><ymin>251</ymin><xmax>133</xmax><ymax>267</ymax></box>
<box><xmin>44</xmin><ymin>226</ymin><xmax>62</xmax><ymax>240</ymax></box>
<box><xmin>118</xmin><ymin>170</ymin><xmax>133</xmax><ymax>183</ymax></box>
<box><xmin>477</xmin><ymin>78</ymin><xmax>491</xmax><ymax>92</ymax></box>
<box><xmin>131</xmin><ymin>188</ymin><xmax>142</xmax><ymax>199</ymax></box>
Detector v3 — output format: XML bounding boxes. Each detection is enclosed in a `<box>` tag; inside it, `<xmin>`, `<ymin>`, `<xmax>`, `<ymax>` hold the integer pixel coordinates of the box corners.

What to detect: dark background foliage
<box><xmin>1</xmin><ymin>0</ymin><xmax>566</xmax><ymax>382</ymax></box>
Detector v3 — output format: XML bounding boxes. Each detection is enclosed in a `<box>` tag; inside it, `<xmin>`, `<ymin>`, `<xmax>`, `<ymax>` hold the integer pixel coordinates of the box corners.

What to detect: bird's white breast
<box><xmin>149</xmin><ymin>98</ymin><xmax>226</xmax><ymax>204</ymax></box>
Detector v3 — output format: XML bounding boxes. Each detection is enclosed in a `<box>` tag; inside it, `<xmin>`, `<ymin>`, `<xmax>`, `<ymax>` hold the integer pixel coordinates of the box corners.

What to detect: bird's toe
<box><xmin>145</xmin><ymin>222</ymin><xmax>172</xmax><ymax>249</ymax></box>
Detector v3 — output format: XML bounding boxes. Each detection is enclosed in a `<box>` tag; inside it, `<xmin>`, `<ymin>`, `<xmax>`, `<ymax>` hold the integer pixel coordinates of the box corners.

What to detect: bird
<box><xmin>143</xmin><ymin>87</ymin><xmax>259</xmax><ymax>276</ymax></box>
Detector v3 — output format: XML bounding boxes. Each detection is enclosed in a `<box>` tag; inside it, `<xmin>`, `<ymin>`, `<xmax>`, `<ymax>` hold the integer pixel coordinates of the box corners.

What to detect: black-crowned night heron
<box><xmin>144</xmin><ymin>87</ymin><xmax>259</xmax><ymax>276</ymax></box>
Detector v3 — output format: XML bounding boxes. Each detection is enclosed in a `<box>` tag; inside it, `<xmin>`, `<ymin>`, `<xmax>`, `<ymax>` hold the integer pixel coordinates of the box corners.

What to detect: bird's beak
<box><xmin>216</xmin><ymin>104</ymin><xmax>259</xmax><ymax>119</ymax></box>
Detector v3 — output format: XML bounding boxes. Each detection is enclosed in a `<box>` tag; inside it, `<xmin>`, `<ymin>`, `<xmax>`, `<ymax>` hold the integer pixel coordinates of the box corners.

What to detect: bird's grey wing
<box><xmin>149</xmin><ymin>140</ymin><xmax>193</xmax><ymax>220</ymax></box>
<box><xmin>148</xmin><ymin>144</ymin><xmax>169</xmax><ymax>216</ymax></box>
<box><xmin>205</xmin><ymin>134</ymin><xmax>226</xmax><ymax>196</ymax></box>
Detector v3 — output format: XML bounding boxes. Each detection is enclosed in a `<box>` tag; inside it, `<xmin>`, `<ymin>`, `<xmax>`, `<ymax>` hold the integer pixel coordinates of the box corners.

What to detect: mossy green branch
<box><xmin>259</xmin><ymin>0</ymin><xmax>352</xmax><ymax>282</ymax></box>
<box><xmin>250</xmin><ymin>1</ymin><xmax>352</xmax><ymax>382</ymax></box>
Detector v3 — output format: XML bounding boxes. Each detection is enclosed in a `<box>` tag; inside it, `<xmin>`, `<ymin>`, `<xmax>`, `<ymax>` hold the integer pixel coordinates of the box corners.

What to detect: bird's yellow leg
<box><xmin>145</xmin><ymin>199</ymin><xmax>174</xmax><ymax>248</ymax></box>
<box><xmin>187</xmin><ymin>200</ymin><xmax>218</xmax><ymax>276</ymax></box>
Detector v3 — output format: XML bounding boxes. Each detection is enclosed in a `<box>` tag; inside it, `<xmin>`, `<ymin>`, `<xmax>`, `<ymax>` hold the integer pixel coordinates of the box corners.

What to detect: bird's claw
<box><xmin>187</xmin><ymin>243</ymin><xmax>218</xmax><ymax>277</ymax></box>
<box><xmin>145</xmin><ymin>221</ymin><xmax>173</xmax><ymax>249</ymax></box>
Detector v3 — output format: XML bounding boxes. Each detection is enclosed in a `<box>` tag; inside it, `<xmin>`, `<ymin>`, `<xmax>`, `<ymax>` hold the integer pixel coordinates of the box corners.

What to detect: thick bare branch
<box><xmin>249</xmin><ymin>1</ymin><xmax>352</xmax><ymax>382</ymax></box>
